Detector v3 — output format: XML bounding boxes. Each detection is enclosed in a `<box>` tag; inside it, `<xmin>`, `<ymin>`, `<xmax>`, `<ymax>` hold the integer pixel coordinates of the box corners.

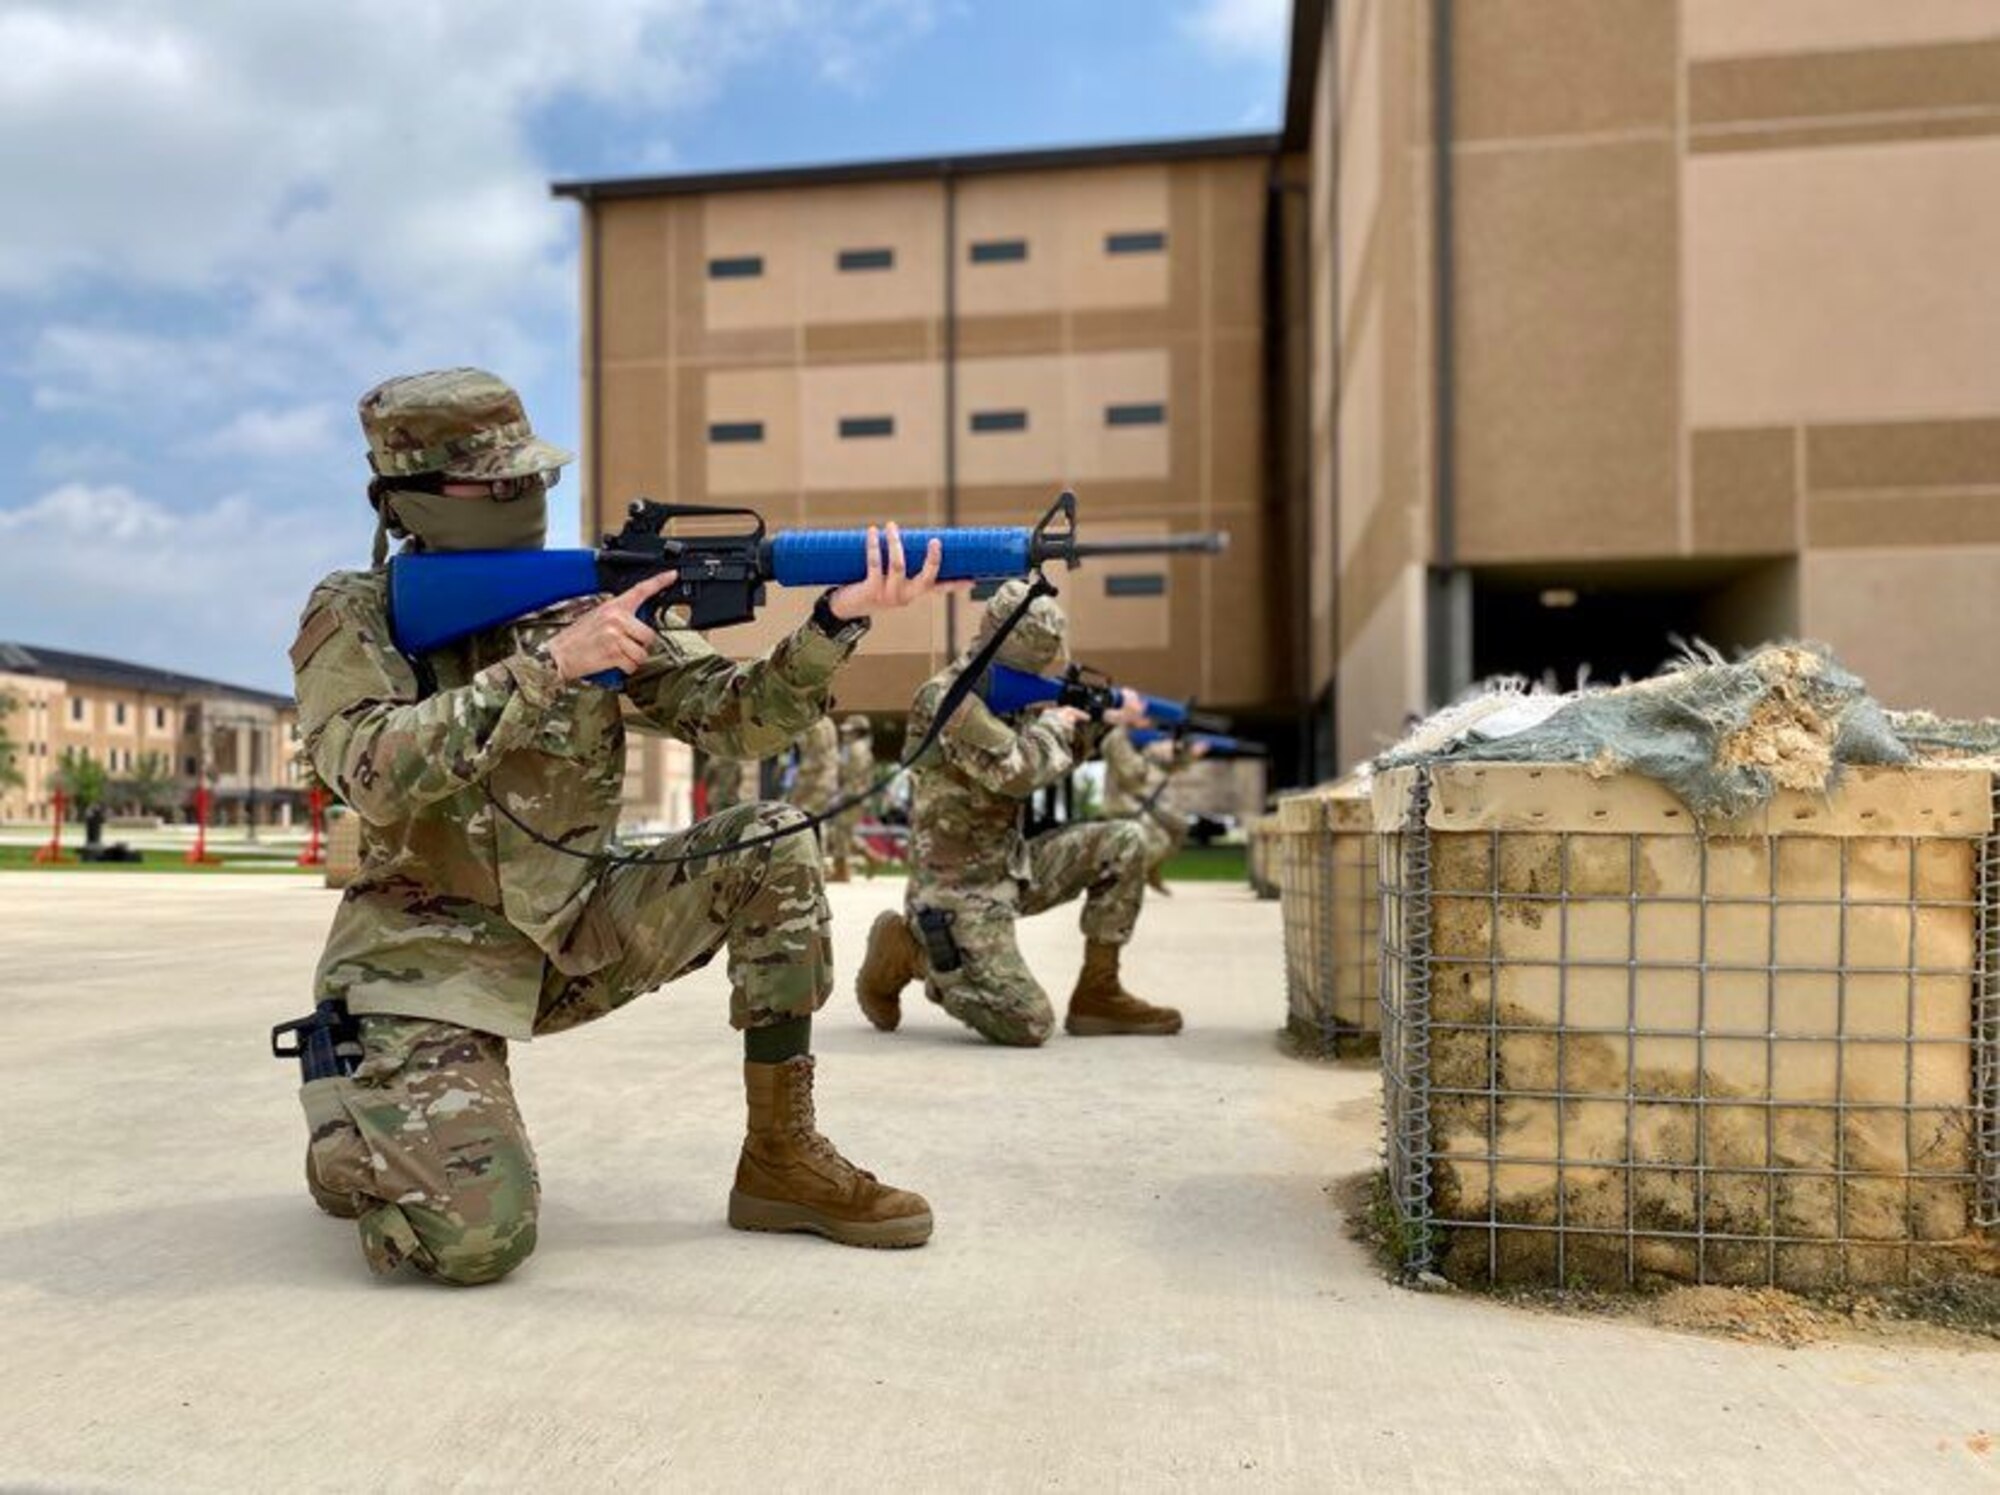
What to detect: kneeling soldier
<box><xmin>293</xmin><ymin>368</ymin><xmax>945</xmax><ymax>1284</ymax></box>
<box><xmin>855</xmin><ymin>582</ymin><xmax>1182</xmax><ymax>1046</ymax></box>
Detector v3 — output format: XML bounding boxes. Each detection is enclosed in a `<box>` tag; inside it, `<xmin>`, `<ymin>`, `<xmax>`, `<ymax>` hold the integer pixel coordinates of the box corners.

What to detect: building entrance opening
<box><xmin>1470</xmin><ymin>558</ymin><xmax>1797</xmax><ymax>690</ymax></box>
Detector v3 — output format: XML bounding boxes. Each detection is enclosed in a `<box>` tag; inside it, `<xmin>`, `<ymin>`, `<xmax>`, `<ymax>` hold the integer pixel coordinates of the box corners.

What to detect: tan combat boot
<box><xmin>1146</xmin><ymin>865</ymin><xmax>1173</xmax><ymax>897</ymax></box>
<box><xmin>1064</xmin><ymin>939</ymin><xmax>1183</xmax><ymax>1036</ymax></box>
<box><xmin>728</xmin><ymin>1057</ymin><xmax>933</xmax><ymax>1248</ymax></box>
<box><xmin>829</xmin><ymin>854</ymin><xmax>851</xmax><ymax>884</ymax></box>
<box><xmin>855</xmin><ymin>909</ymin><xmax>922</xmax><ymax>1032</ymax></box>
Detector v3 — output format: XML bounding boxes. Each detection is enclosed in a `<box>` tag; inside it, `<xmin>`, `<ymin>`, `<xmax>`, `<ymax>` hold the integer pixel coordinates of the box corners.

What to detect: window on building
<box><xmin>837</xmin><ymin>247</ymin><xmax>894</xmax><ymax>272</ymax></box>
<box><xmin>708</xmin><ymin>421</ymin><xmax>766</xmax><ymax>444</ymax></box>
<box><xmin>184</xmin><ymin>756</ymin><xmax>198</xmax><ymax>776</ymax></box>
<box><xmin>970</xmin><ymin>410</ymin><xmax>1028</xmax><ymax>434</ymax></box>
<box><xmin>1106</xmin><ymin>574</ymin><xmax>1167</xmax><ymax>598</ymax></box>
<box><xmin>69</xmin><ymin>699</ymin><xmax>84</xmax><ymax>724</ymax></box>
<box><xmin>838</xmin><ymin>416</ymin><xmax>895</xmax><ymax>439</ymax></box>
<box><xmin>1105</xmin><ymin>402</ymin><xmax>1167</xmax><ymax>427</ymax></box>
<box><xmin>115</xmin><ymin>703</ymin><xmax>126</xmax><ymax>726</ymax></box>
<box><xmin>707</xmin><ymin>255</ymin><xmax>764</xmax><ymax>279</ymax></box>
<box><xmin>1105</xmin><ymin>230</ymin><xmax>1167</xmax><ymax>255</ymax></box>
<box><xmin>154</xmin><ymin>707</ymin><xmax>166</xmax><ymax>731</ymax></box>
<box><xmin>185</xmin><ymin>709</ymin><xmax>198</xmax><ymax>733</ymax></box>
<box><xmin>969</xmin><ymin>239</ymin><xmax>1028</xmax><ymax>264</ymax></box>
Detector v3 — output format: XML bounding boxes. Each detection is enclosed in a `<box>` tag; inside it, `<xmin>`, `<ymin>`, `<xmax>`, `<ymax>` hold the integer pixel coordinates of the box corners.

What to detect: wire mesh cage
<box><xmin>1376</xmin><ymin>761</ymin><xmax>2000</xmax><ymax>1290</ymax></box>
<box><xmin>1280</xmin><ymin>785</ymin><xmax>1379</xmax><ymax>1056</ymax></box>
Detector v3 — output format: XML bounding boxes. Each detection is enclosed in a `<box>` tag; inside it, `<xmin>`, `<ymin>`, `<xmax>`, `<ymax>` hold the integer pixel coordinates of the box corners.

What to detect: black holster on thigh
<box><xmin>912</xmin><ymin>906</ymin><xmax>964</xmax><ymax>973</ymax></box>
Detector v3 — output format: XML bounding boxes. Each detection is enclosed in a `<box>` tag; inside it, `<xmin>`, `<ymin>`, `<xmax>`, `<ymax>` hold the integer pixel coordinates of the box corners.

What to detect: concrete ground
<box><xmin>0</xmin><ymin>872</ymin><xmax>1994</xmax><ymax>1492</ymax></box>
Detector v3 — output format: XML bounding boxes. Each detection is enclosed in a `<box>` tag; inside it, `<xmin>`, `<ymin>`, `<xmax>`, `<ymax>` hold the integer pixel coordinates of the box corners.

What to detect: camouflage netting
<box><xmin>1378</xmin><ymin>643</ymin><xmax>1939</xmax><ymax>822</ymax></box>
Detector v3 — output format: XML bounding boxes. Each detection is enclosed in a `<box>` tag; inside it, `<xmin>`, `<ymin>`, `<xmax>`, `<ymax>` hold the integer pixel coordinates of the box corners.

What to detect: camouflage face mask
<box><xmin>380</xmin><ymin>482</ymin><xmax>547</xmax><ymax>556</ymax></box>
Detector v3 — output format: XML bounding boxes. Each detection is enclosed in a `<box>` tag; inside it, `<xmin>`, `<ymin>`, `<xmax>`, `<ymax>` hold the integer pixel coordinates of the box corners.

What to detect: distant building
<box><xmin>557</xmin><ymin>0</ymin><xmax>2000</xmax><ymax>783</ymax></box>
<box><xmin>0</xmin><ymin>642</ymin><xmax>304</xmax><ymax>825</ymax></box>
<box><xmin>0</xmin><ymin>642</ymin><xmax>694</xmax><ymax>832</ymax></box>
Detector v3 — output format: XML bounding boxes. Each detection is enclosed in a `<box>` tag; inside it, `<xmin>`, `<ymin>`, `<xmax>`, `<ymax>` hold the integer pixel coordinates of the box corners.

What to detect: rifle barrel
<box><xmin>1055</xmin><ymin>532</ymin><xmax>1229</xmax><ymax>561</ymax></box>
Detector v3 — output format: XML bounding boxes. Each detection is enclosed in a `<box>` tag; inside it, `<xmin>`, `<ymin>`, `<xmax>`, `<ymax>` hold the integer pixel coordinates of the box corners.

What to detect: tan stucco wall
<box><xmin>1313</xmin><ymin>0</ymin><xmax>2000</xmax><ymax>766</ymax></box>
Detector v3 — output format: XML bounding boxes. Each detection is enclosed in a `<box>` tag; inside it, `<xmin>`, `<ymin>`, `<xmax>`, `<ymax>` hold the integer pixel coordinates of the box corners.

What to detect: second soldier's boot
<box><xmin>728</xmin><ymin>1057</ymin><xmax>933</xmax><ymax>1248</ymax></box>
<box><xmin>1146</xmin><ymin>864</ymin><xmax>1173</xmax><ymax>897</ymax></box>
<box><xmin>829</xmin><ymin>853</ymin><xmax>852</xmax><ymax>884</ymax></box>
<box><xmin>855</xmin><ymin>909</ymin><xmax>922</xmax><ymax>1032</ymax></box>
<box><xmin>1064</xmin><ymin>939</ymin><xmax>1184</xmax><ymax>1036</ymax></box>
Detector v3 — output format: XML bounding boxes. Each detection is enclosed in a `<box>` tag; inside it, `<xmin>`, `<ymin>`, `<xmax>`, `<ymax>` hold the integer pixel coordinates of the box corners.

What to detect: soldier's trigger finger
<box><xmin>615</xmin><ymin>570</ymin><xmax>679</xmax><ymax>610</ymax></box>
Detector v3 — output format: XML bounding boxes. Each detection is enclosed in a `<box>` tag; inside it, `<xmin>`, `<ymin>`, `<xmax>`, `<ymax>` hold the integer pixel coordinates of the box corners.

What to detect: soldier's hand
<box><xmin>1045</xmin><ymin>706</ymin><xmax>1090</xmax><ymax>732</ymax></box>
<box><xmin>1103</xmin><ymin>688</ymin><xmax>1149</xmax><ymax>728</ymax></box>
<box><xmin>828</xmin><ymin>523</ymin><xmax>971</xmax><ymax>620</ymax></box>
<box><xmin>546</xmin><ymin>572</ymin><xmax>678</xmax><ymax>681</ymax></box>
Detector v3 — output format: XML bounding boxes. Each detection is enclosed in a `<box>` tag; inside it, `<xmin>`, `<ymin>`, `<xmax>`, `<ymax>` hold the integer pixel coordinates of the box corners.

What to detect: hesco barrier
<box><xmin>324</xmin><ymin>812</ymin><xmax>361</xmax><ymax>891</ymax></box>
<box><xmin>1375</xmin><ymin>761</ymin><xmax>2000</xmax><ymax>1290</ymax></box>
<box><xmin>1279</xmin><ymin>784</ymin><xmax>1378</xmax><ymax>1056</ymax></box>
<box><xmin>1248</xmin><ymin>814</ymin><xmax>1281</xmax><ymax>900</ymax></box>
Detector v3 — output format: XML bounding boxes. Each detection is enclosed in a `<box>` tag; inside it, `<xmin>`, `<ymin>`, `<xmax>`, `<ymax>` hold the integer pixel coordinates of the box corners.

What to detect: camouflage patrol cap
<box><xmin>977</xmin><ymin>578</ymin><xmax>1067</xmax><ymax>672</ymax></box>
<box><xmin>840</xmin><ymin>713</ymin><xmax>871</xmax><ymax>738</ymax></box>
<box><xmin>358</xmin><ymin>367</ymin><xmax>575</xmax><ymax>480</ymax></box>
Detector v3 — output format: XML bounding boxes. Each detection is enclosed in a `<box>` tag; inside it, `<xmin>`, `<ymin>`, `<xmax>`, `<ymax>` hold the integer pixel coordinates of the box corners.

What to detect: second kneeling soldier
<box><xmin>856</xmin><ymin>581</ymin><xmax>1182</xmax><ymax>1046</ymax></box>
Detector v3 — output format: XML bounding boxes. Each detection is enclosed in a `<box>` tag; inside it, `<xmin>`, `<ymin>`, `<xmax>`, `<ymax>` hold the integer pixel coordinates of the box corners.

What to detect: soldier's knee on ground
<box><xmin>361</xmin><ymin>1150</ymin><xmax>541</xmax><ymax>1287</ymax></box>
<box><xmin>934</xmin><ymin>980</ymin><xmax>1054</xmax><ymax>1048</ymax></box>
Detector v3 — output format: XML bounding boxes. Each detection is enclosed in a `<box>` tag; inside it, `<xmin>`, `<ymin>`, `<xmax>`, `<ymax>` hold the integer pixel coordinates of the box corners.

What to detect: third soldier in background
<box><xmin>854</xmin><ymin>581</ymin><xmax>1182</xmax><ymax>1045</ymax></box>
<box><xmin>787</xmin><ymin>711</ymin><xmax>842</xmax><ymax>875</ymax></box>
<box><xmin>1101</xmin><ymin>726</ymin><xmax>1207</xmax><ymax>896</ymax></box>
<box><xmin>827</xmin><ymin>713</ymin><xmax>876</xmax><ymax>882</ymax></box>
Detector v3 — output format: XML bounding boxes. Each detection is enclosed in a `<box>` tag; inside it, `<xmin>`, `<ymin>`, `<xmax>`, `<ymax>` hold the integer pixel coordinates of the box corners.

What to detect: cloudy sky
<box><xmin>0</xmin><ymin>0</ymin><xmax>1288</xmax><ymax>693</ymax></box>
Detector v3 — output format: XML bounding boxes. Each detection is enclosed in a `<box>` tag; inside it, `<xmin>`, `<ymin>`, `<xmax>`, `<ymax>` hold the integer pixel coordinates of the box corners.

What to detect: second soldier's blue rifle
<box><xmin>387</xmin><ymin>491</ymin><xmax>1226</xmax><ymax>672</ymax></box>
<box><xmin>981</xmin><ymin>662</ymin><xmax>1230</xmax><ymax>732</ymax></box>
<box><xmin>1129</xmin><ymin>728</ymin><xmax>1267</xmax><ymax>758</ymax></box>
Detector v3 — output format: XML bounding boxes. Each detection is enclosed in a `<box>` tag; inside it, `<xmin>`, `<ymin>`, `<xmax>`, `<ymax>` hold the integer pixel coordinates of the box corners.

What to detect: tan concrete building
<box><xmin>0</xmin><ymin>643</ymin><xmax>305</xmax><ymax>825</ymax></box>
<box><xmin>556</xmin><ymin>1</ymin><xmax>2000</xmax><ymax>786</ymax></box>
<box><xmin>553</xmin><ymin>137</ymin><xmax>1288</xmax><ymax>729</ymax></box>
<box><xmin>1303</xmin><ymin>0</ymin><xmax>2000</xmax><ymax>773</ymax></box>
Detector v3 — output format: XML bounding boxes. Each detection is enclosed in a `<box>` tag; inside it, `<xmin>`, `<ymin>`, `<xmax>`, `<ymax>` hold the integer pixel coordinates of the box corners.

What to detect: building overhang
<box><xmin>551</xmin><ymin>131</ymin><xmax>1282</xmax><ymax>203</ymax></box>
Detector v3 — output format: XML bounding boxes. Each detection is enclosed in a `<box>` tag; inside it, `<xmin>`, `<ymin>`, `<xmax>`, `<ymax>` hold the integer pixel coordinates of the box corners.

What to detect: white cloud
<box><xmin>1180</xmin><ymin>0</ymin><xmax>1290</xmax><ymax>62</ymax></box>
<box><xmin>0</xmin><ymin>1</ymin><xmax>942</xmax><ymax>685</ymax></box>
<box><xmin>0</xmin><ymin>1</ymin><xmax>938</xmax><ymax>302</ymax></box>
<box><xmin>184</xmin><ymin>404</ymin><xmax>343</xmax><ymax>460</ymax></box>
<box><xmin>0</xmin><ymin>483</ymin><xmax>357</xmax><ymax>691</ymax></box>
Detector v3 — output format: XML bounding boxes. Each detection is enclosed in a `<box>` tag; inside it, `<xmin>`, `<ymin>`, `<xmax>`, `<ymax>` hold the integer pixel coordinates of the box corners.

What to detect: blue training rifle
<box><xmin>981</xmin><ymin>662</ymin><xmax>1231</xmax><ymax>733</ymax></box>
<box><xmin>387</xmin><ymin>492</ymin><xmax>1227</xmax><ymax>683</ymax></box>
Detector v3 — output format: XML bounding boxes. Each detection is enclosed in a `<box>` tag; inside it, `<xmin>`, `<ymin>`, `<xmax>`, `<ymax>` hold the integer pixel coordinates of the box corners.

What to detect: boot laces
<box><xmin>780</xmin><ymin>1063</ymin><xmax>877</xmax><ymax>1182</ymax></box>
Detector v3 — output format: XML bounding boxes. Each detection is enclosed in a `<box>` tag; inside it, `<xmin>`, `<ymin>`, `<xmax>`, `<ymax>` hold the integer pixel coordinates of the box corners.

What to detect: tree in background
<box><xmin>52</xmin><ymin>748</ymin><xmax>108</xmax><ymax>814</ymax></box>
<box><xmin>115</xmin><ymin>752</ymin><xmax>178</xmax><ymax>816</ymax></box>
<box><xmin>0</xmin><ymin>690</ymin><xmax>21</xmax><ymax>793</ymax></box>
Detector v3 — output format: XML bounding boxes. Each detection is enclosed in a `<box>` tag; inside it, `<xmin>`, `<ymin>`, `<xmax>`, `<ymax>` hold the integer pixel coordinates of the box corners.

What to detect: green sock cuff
<box><xmin>744</xmin><ymin>1015</ymin><xmax>813</xmax><ymax>1064</ymax></box>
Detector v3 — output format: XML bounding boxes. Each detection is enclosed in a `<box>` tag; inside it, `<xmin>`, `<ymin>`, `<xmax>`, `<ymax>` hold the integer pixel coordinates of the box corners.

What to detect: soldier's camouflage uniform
<box><xmin>1102</xmin><ymin>726</ymin><xmax>1193</xmax><ymax>872</ymax></box>
<box><xmin>294</xmin><ymin>568</ymin><xmax>853</xmax><ymax>1283</ymax></box>
<box><xmin>901</xmin><ymin>588</ymin><xmax>1148</xmax><ymax>1046</ymax></box>
<box><xmin>826</xmin><ymin>716</ymin><xmax>875</xmax><ymax>870</ymax></box>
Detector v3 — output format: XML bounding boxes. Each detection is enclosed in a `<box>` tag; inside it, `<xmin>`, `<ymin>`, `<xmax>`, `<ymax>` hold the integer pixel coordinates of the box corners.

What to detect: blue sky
<box><xmin>0</xmin><ymin>0</ymin><xmax>1288</xmax><ymax>693</ymax></box>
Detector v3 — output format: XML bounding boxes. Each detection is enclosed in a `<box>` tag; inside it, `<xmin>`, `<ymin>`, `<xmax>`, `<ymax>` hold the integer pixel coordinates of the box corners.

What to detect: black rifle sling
<box><xmin>481</xmin><ymin>574</ymin><xmax>1060</xmax><ymax>869</ymax></box>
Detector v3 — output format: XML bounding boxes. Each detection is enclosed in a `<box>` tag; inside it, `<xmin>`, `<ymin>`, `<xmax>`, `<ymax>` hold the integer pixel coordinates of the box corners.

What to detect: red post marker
<box><xmin>32</xmin><ymin>789</ymin><xmax>72</xmax><ymax>865</ymax></box>
<box><xmin>297</xmin><ymin>786</ymin><xmax>327</xmax><ymax>867</ymax></box>
<box><xmin>185</xmin><ymin>785</ymin><xmax>222</xmax><ymax>866</ymax></box>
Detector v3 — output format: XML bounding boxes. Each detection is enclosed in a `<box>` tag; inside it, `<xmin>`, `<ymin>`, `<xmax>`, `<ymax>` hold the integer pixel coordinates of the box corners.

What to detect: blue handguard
<box><xmin>767</xmin><ymin>527</ymin><xmax>1034</xmax><ymax>586</ymax></box>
